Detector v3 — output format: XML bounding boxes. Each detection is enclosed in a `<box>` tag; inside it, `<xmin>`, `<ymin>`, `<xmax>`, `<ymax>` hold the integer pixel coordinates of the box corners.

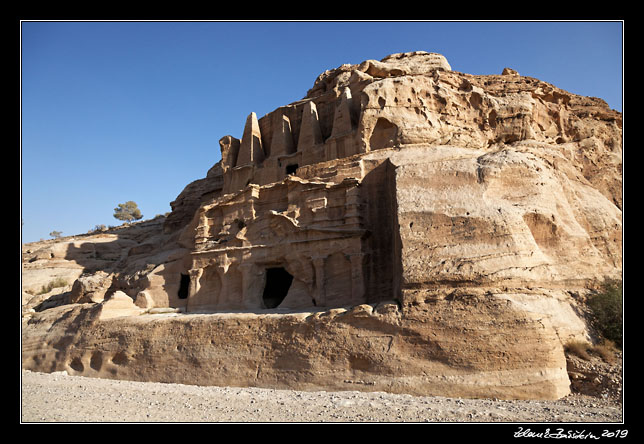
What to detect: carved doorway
<box><xmin>262</xmin><ymin>267</ymin><xmax>293</xmax><ymax>309</ymax></box>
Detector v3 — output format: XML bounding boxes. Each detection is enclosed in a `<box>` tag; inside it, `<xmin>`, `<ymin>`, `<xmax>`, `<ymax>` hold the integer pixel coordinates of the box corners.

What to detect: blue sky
<box><xmin>20</xmin><ymin>21</ymin><xmax>623</xmax><ymax>243</ymax></box>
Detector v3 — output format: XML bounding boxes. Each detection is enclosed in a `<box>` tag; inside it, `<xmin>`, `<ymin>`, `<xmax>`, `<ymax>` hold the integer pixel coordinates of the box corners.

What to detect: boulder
<box><xmin>97</xmin><ymin>291</ymin><xmax>143</xmax><ymax>320</ymax></box>
<box><xmin>69</xmin><ymin>271</ymin><xmax>113</xmax><ymax>304</ymax></box>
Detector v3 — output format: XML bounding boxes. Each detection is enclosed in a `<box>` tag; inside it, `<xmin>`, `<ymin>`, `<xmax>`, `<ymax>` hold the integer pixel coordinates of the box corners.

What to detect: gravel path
<box><xmin>20</xmin><ymin>369</ymin><xmax>623</xmax><ymax>423</ymax></box>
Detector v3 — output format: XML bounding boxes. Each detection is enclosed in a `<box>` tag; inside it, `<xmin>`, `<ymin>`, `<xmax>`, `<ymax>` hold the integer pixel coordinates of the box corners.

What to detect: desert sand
<box><xmin>21</xmin><ymin>369</ymin><xmax>622</xmax><ymax>423</ymax></box>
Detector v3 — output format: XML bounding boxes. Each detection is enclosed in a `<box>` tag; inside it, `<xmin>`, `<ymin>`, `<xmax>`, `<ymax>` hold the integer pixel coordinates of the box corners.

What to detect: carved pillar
<box><xmin>344</xmin><ymin>187</ymin><xmax>362</xmax><ymax>228</ymax></box>
<box><xmin>331</xmin><ymin>88</ymin><xmax>354</xmax><ymax>138</ymax></box>
<box><xmin>239</xmin><ymin>262</ymin><xmax>256</xmax><ymax>309</ymax></box>
<box><xmin>312</xmin><ymin>256</ymin><xmax>326</xmax><ymax>307</ymax></box>
<box><xmin>188</xmin><ymin>268</ymin><xmax>202</xmax><ymax>297</ymax></box>
<box><xmin>236</xmin><ymin>112</ymin><xmax>264</xmax><ymax>166</ymax></box>
<box><xmin>298</xmin><ymin>101</ymin><xmax>323</xmax><ymax>148</ymax></box>
<box><xmin>299</xmin><ymin>101</ymin><xmax>325</xmax><ymax>166</ymax></box>
<box><xmin>270</xmin><ymin>113</ymin><xmax>295</xmax><ymax>157</ymax></box>
<box><xmin>348</xmin><ymin>253</ymin><xmax>365</xmax><ymax>304</ymax></box>
<box><xmin>185</xmin><ymin>268</ymin><xmax>203</xmax><ymax>313</ymax></box>
<box><xmin>326</xmin><ymin>140</ymin><xmax>338</xmax><ymax>161</ymax></box>
<box><xmin>219</xmin><ymin>135</ymin><xmax>241</xmax><ymax>171</ymax></box>
<box><xmin>326</xmin><ymin>87</ymin><xmax>354</xmax><ymax>161</ymax></box>
<box><xmin>215</xmin><ymin>265</ymin><xmax>228</xmax><ymax>307</ymax></box>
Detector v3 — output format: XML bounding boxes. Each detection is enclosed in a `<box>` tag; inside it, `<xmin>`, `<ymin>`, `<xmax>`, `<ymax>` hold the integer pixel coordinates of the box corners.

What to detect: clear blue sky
<box><xmin>20</xmin><ymin>21</ymin><xmax>623</xmax><ymax>243</ymax></box>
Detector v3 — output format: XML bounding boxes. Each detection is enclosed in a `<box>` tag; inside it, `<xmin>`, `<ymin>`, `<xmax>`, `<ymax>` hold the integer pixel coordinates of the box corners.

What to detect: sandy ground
<box><xmin>20</xmin><ymin>369</ymin><xmax>623</xmax><ymax>423</ymax></box>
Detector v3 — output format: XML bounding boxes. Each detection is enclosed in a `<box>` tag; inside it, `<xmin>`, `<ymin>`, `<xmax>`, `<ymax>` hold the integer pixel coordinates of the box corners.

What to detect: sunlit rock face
<box><xmin>22</xmin><ymin>51</ymin><xmax>621</xmax><ymax>400</ymax></box>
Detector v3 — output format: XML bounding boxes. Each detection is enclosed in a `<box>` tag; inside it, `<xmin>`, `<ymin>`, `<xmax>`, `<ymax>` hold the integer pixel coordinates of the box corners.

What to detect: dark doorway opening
<box><xmin>262</xmin><ymin>267</ymin><xmax>293</xmax><ymax>308</ymax></box>
<box><xmin>286</xmin><ymin>164</ymin><xmax>298</xmax><ymax>175</ymax></box>
<box><xmin>178</xmin><ymin>273</ymin><xmax>190</xmax><ymax>299</ymax></box>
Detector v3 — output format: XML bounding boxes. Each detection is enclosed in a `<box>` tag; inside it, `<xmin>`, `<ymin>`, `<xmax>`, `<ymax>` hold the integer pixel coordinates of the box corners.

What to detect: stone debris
<box><xmin>21</xmin><ymin>369</ymin><xmax>622</xmax><ymax>423</ymax></box>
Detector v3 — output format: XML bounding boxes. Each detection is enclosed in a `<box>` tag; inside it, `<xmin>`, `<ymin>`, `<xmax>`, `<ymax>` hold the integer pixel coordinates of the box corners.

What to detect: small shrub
<box><xmin>565</xmin><ymin>340</ymin><xmax>592</xmax><ymax>360</ymax></box>
<box><xmin>587</xmin><ymin>278</ymin><xmax>623</xmax><ymax>347</ymax></box>
<box><xmin>591</xmin><ymin>339</ymin><xmax>618</xmax><ymax>363</ymax></box>
<box><xmin>37</xmin><ymin>277</ymin><xmax>68</xmax><ymax>295</ymax></box>
<box><xmin>565</xmin><ymin>338</ymin><xmax>619</xmax><ymax>364</ymax></box>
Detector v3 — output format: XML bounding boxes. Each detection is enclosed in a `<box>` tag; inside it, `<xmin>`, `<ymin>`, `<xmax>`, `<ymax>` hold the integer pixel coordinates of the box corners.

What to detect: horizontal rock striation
<box><xmin>22</xmin><ymin>296</ymin><xmax>569</xmax><ymax>400</ymax></box>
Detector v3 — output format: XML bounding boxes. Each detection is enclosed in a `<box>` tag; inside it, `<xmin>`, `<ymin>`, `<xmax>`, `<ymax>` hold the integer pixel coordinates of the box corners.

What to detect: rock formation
<box><xmin>22</xmin><ymin>51</ymin><xmax>622</xmax><ymax>400</ymax></box>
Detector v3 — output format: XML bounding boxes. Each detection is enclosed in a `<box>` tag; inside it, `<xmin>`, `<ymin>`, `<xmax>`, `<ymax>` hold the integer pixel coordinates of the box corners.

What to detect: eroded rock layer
<box><xmin>22</xmin><ymin>297</ymin><xmax>569</xmax><ymax>400</ymax></box>
<box><xmin>22</xmin><ymin>51</ymin><xmax>622</xmax><ymax>400</ymax></box>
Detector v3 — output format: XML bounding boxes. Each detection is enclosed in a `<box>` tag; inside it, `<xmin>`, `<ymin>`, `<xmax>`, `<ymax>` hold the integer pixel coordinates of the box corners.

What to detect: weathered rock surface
<box><xmin>22</xmin><ymin>297</ymin><xmax>569</xmax><ymax>400</ymax></box>
<box><xmin>69</xmin><ymin>271</ymin><xmax>113</xmax><ymax>304</ymax></box>
<box><xmin>21</xmin><ymin>51</ymin><xmax>622</xmax><ymax>401</ymax></box>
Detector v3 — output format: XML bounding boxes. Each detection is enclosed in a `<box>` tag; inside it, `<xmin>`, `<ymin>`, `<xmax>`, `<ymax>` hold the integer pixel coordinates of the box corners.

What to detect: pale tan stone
<box><xmin>134</xmin><ymin>291</ymin><xmax>154</xmax><ymax>309</ymax></box>
<box><xmin>21</xmin><ymin>51</ymin><xmax>622</xmax><ymax>400</ymax></box>
<box><xmin>22</xmin><ymin>295</ymin><xmax>569</xmax><ymax>400</ymax></box>
<box><xmin>270</xmin><ymin>113</ymin><xmax>295</xmax><ymax>157</ymax></box>
<box><xmin>236</xmin><ymin>112</ymin><xmax>264</xmax><ymax>166</ymax></box>
<box><xmin>502</xmin><ymin>67</ymin><xmax>520</xmax><ymax>76</ymax></box>
<box><xmin>97</xmin><ymin>291</ymin><xmax>144</xmax><ymax>320</ymax></box>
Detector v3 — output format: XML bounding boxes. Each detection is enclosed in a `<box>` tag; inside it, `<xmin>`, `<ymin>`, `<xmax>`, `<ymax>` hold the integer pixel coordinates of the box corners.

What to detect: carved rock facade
<box><xmin>156</xmin><ymin>51</ymin><xmax>621</xmax><ymax>319</ymax></box>
<box><xmin>22</xmin><ymin>52</ymin><xmax>622</xmax><ymax>400</ymax></box>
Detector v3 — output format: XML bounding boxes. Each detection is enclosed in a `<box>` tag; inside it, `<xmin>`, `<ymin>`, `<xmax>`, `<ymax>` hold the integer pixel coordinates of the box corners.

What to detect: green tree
<box><xmin>588</xmin><ymin>278</ymin><xmax>623</xmax><ymax>347</ymax></box>
<box><xmin>113</xmin><ymin>201</ymin><xmax>143</xmax><ymax>224</ymax></box>
<box><xmin>49</xmin><ymin>230</ymin><xmax>62</xmax><ymax>239</ymax></box>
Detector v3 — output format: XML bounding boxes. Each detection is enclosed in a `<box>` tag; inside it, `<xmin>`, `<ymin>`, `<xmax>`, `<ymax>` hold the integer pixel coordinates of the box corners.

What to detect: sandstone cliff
<box><xmin>22</xmin><ymin>51</ymin><xmax>622</xmax><ymax>400</ymax></box>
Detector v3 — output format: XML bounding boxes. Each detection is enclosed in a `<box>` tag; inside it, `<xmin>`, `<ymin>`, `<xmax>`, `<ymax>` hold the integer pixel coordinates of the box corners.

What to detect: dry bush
<box><xmin>565</xmin><ymin>339</ymin><xmax>618</xmax><ymax>364</ymax></box>
<box><xmin>591</xmin><ymin>339</ymin><xmax>619</xmax><ymax>364</ymax></box>
<box><xmin>37</xmin><ymin>277</ymin><xmax>68</xmax><ymax>295</ymax></box>
<box><xmin>565</xmin><ymin>340</ymin><xmax>592</xmax><ymax>360</ymax></box>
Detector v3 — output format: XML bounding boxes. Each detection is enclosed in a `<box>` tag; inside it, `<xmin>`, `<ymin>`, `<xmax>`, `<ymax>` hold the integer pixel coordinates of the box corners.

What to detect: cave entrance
<box><xmin>178</xmin><ymin>273</ymin><xmax>190</xmax><ymax>299</ymax></box>
<box><xmin>262</xmin><ymin>267</ymin><xmax>293</xmax><ymax>309</ymax></box>
<box><xmin>369</xmin><ymin>117</ymin><xmax>399</xmax><ymax>150</ymax></box>
<box><xmin>286</xmin><ymin>164</ymin><xmax>298</xmax><ymax>175</ymax></box>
